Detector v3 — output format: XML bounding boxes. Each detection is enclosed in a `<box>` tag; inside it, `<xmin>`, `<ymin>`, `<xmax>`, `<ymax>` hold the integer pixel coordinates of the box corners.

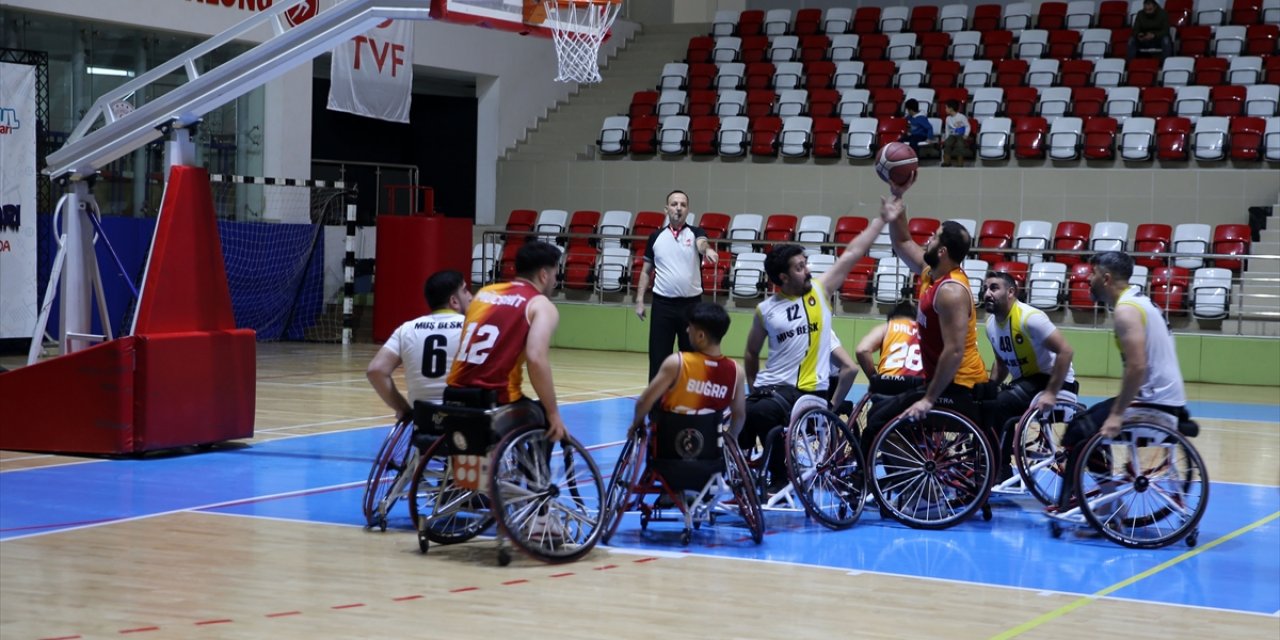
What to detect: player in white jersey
<box><xmin>741</xmin><ymin>218</ymin><xmax>887</xmax><ymax>491</ymax></box>
<box><xmin>982</xmin><ymin>271</ymin><xmax>1078</xmax><ymax>478</ymax></box>
<box><xmin>1054</xmin><ymin>251</ymin><xmax>1191</xmax><ymax>511</ymax></box>
<box><xmin>366</xmin><ymin>270</ymin><xmax>473</xmax><ymax>422</ymax></box>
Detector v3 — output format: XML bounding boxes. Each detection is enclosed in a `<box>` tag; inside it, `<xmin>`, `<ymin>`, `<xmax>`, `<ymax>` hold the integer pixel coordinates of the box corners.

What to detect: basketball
<box><xmin>875</xmin><ymin>142</ymin><xmax>919</xmax><ymax>190</ymax></box>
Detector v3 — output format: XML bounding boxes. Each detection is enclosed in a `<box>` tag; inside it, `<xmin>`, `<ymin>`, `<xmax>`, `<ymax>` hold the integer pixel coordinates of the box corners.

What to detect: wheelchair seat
<box><xmin>413</xmin><ymin>389</ymin><xmax>546</xmax><ymax>454</ymax></box>
<box><xmin>651</xmin><ymin>411</ymin><xmax>725</xmax><ymax>492</ymax></box>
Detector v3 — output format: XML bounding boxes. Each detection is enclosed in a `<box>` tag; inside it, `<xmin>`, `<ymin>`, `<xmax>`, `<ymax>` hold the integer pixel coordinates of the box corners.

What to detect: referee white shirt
<box><xmin>644</xmin><ymin>224</ymin><xmax>707</xmax><ymax>298</ymax></box>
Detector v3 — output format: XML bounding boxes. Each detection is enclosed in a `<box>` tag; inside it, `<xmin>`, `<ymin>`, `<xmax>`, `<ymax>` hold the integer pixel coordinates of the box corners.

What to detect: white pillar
<box><xmin>263</xmin><ymin>65</ymin><xmax>313</xmax><ymax>180</ymax></box>
<box><xmin>475</xmin><ymin>75</ymin><xmax>500</xmax><ymax>226</ymax></box>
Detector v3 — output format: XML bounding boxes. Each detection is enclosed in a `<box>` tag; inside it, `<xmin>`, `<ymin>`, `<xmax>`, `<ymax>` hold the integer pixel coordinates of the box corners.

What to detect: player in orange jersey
<box><xmin>631</xmin><ymin>302</ymin><xmax>746</xmax><ymax>438</ymax></box>
<box><xmin>447</xmin><ymin>240</ymin><xmax>568</xmax><ymax>441</ymax></box>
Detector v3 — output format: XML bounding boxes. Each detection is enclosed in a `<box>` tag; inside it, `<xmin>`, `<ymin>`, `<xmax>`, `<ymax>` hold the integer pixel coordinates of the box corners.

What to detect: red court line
<box><xmin>392</xmin><ymin>595</ymin><xmax>424</xmax><ymax>601</ymax></box>
<box><xmin>194</xmin><ymin>619</ymin><xmax>233</xmax><ymax>626</ymax></box>
<box><xmin>633</xmin><ymin>557</ymin><xmax>659</xmax><ymax>563</ymax></box>
<box><xmin>501</xmin><ymin>579</ymin><xmax>529</xmax><ymax>586</ymax></box>
<box><xmin>594</xmin><ymin>564</ymin><xmax>618</xmax><ymax>571</ymax></box>
<box><xmin>118</xmin><ymin>627</ymin><xmax>159</xmax><ymax>634</ymax></box>
<box><xmin>550</xmin><ymin>572</ymin><xmax>575</xmax><ymax>578</ymax></box>
<box><xmin>265</xmin><ymin>611</ymin><xmax>301</xmax><ymax>618</ymax></box>
<box><xmin>450</xmin><ymin>587</ymin><xmax>479</xmax><ymax>593</ymax></box>
<box><xmin>39</xmin><ymin>635</ymin><xmax>81</xmax><ymax>640</ymax></box>
<box><xmin>330</xmin><ymin>603</ymin><xmax>364</xmax><ymax>610</ymax></box>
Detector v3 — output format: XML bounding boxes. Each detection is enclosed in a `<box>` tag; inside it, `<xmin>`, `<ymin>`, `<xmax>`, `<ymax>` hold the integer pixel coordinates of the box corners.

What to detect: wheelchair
<box><xmin>864</xmin><ymin>394</ymin><xmax>998</xmax><ymax>530</ymax></box>
<box><xmin>600</xmin><ymin>410</ymin><xmax>764</xmax><ymax>546</ymax></box>
<box><xmin>780</xmin><ymin>395</ymin><xmax>869</xmax><ymax>530</ymax></box>
<box><xmin>361</xmin><ymin>417</ymin><xmax>418</xmax><ymax>531</ymax></box>
<box><xmin>993</xmin><ymin>393</ymin><xmax>1087</xmax><ymax>505</ymax></box>
<box><xmin>1046</xmin><ymin>411</ymin><xmax>1209</xmax><ymax>549</ymax></box>
<box><xmin>406</xmin><ymin>391</ymin><xmax>606</xmax><ymax>565</ymax></box>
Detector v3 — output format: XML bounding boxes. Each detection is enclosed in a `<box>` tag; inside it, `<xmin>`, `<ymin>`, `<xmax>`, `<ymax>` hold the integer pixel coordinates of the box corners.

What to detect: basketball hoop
<box><xmin>542</xmin><ymin>0</ymin><xmax>623</xmax><ymax>84</ymax></box>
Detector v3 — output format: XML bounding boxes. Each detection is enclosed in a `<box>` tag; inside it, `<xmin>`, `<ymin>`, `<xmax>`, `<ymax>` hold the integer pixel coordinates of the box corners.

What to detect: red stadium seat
<box><xmin>992</xmin><ymin>261</ymin><xmax>1030</xmax><ymax>289</ymax></box>
<box><xmin>1194</xmin><ymin>57</ymin><xmax>1229</xmax><ymax>86</ymax></box>
<box><xmin>934</xmin><ymin>87</ymin><xmax>970</xmax><ymax>114</ymax></box>
<box><xmin>1037</xmin><ymin>2</ymin><xmax>1068</xmax><ymax>29</ymax></box>
<box><xmin>688</xmin><ymin>90</ymin><xmax>716</xmax><ymax>118</ymax></box>
<box><xmin>1047</xmin><ymin>29</ymin><xmax>1082</xmax><ymax>59</ymax></box>
<box><xmin>699</xmin><ymin>212</ymin><xmax>731</xmax><ymax>244</ymax></box>
<box><xmin>1068</xmin><ymin>263</ymin><xmax>1096</xmax><ymax>308</ymax></box>
<box><xmin>801</xmin><ymin>35</ymin><xmax>831</xmax><ymax>63</ymax></box>
<box><xmin>1083</xmin><ymin>116</ymin><xmax>1119</xmax><ymax>159</ymax></box>
<box><xmin>1134</xmin><ymin>223</ymin><xmax>1173</xmax><ymax>269</ymax></box>
<box><xmin>630</xmin><ymin>91</ymin><xmax>659</xmax><ymax>118</ymax></box>
<box><xmin>1246</xmin><ymin>25</ymin><xmax>1280</xmax><ymax>56</ymax></box>
<box><xmin>689</xmin><ymin>115</ymin><xmax>720</xmax><ymax>155</ymax></box>
<box><xmin>840</xmin><ymin>258</ymin><xmax>877</xmax><ymax>301</ymax></box>
<box><xmin>561</xmin><ymin>246</ymin><xmax>599</xmax><ymax>289</ymax></box>
<box><xmin>862</xmin><ymin>60</ymin><xmax>896</xmax><ymax>89</ymax></box>
<box><xmin>1097</xmin><ymin>0</ymin><xmax>1130</xmax><ymax>28</ymax></box>
<box><xmin>745</xmin><ymin>62</ymin><xmax>776</xmax><ymax>91</ymax></box>
<box><xmin>853</xmin><ymin>7</ymin><xmax>882</xmax><ymax>35</ymax></box>
<box><xmin>763</xmin><ymin>214</ymin><xmax>799</xmax><ymax>251</ymax></box>
<box><xmin>686</xmin><ymin>36</ymin><xmax>714</xmax><ymax>64</ymax></box>
<box><xmin>746</xmin><ymin>89</ymin><xmax>776</xmax><ymax>118</ymax></box>
<box><xmin>750</xmin><ymin>116</ymin><xmax>783</xmax><ymax>156</ymax></box>
<box><xmin>1149</xmin><ymin>266</ymin><xmax>1191</xmax><ymax>313</ymax></box>
<box><xmin>1005</xmin><ymin>87</ymin><xmax>1039</xmax><ymax>118</ymax></box>
<box><xmin>1109</xmin><ymin>27</ymin><xmax>1133</xmax><ymax>57</ymax></box>
<box><xmin>977</xmin><ymin>219</ymin><xmax>1016</xmax><ymax>263</ymax></box>
<box><xmin>908</xmin><ymin>217</ymin><xmax>941</xmax><ymax>245</ymax></box>
<box><xmin>982</xmin><ymin>30</ymin><xmax>1015</xmax><ymax>60</ymax></box>
<box><xmin>809</xmin><ymin>89</ymin><xmax>840</xmax><ymax>118</ymax></box>
<box><xmin>877</xmin><ymin>116</ymin><xmax>908</xmax><ymax>147</ymax></box>
<box><xmin>687</xmin><ymin>64</ymin><xmax>716</xmax><ymax>91</ymax></box>
<box><xmin>910</xmin><ymin>5</ymin><xmax>939</xmax><ymax>32</ymax></box>
<box><xmin>860</xmin><ymin>34</ymin><xmax>890</xmax><ymax>61</ymax></box>
<box><xmin>805</xmin><ymin>61</ymin><xmax>837</xmax><ymax>91</ymax></box>
<box><xmin>1210</xmin><ymin>85</ymin><xmax>1246</xmax><ymax>117</ymax></box>
<box><xmin>1233</xmin><ymin>0</ymin><xmax>1264</xmax><ymax>24</ymax></box>
<box><xmin>812</xmin><ymin>117</ymin><xmax>846</xmax><ymax>158</ymax></box>
<box><xmin>1266</xmin><ymin>56</ymin><xmax>1280</xmax><ymax>84</ymax></box>
<box><xmin>738</xmin><ymin>10</ymin><xmax>765</xmax><ymax>37</ymax></box>
<box><xmin>1165</xmin><ymin>0</ymin><xmax>1193</xmax><ymax>28</ymax></box>
<box><xmin>629</xmin><ymin>115</ymin><xmax>658</xmax><ymax>154</ymax></box>
<box><xmin>995</xmin><ymin>59</ymin><xmax>1029</xmax><ymax>88</ymax></box>
<box><xmin>567</xmin><ymin>210</ymin><xmax>600</xmax><ymax>248</ymax></box>
<box><xmin>869</xmin><ymin>87</ymin><xmax>905</xmax><ymax>117</ymax></box>
<box><xmin>1072</xmin><ymin>87</ymin><xmax>1108</xmax><ymax>117</ymax></box>
<box><xmin>1140</xmin><ymin>87</ymin><xmax>1176</xmax><ymax>118</ymax></box>
<box><xmin>1213</xmin><ymin>224</ymin><xmax>1252</xmax><ymax>273</ymax></box>
<box><xmin>1060</xmin><ymin>59</ymin><xmax>1095</xmax><ymax>88</ymax></box>
<box><xmin>1155</xmin><ymin>116</ymin><xmax>1192</xmax><ymax>161</ymax></box>
<box><xmin>1228</xmin><ymin>116</ymin><xmax>1267</xmax><ymax>161</ymax></box>
<box><xmin>1053</xmin><ymin>221</ymin><xmax>1093</xmax><ymax>265</ymax></box>
<box><xmin>1177</xmin><ymin>25</ymin><xmax>1213</xmax><ymax>56</ymax></box>
<box><xmin>928</xmin><ymin>60</ymin><xmax>962</xmax><ymax>89</ymax></box>
<box><xmin>702</xmin><ymin>253</ymin><xmax>733</xmax><ymax>294</ymax></box>
<box><xmin>919</xmin><ymin>32</ymin><xmax>953</xmax><ymax>61</ymax></box>
<box><xmin>1013</xmin><ymin>116</ymin><xmax>1049</xmax><ymax>159</ymax></box>
<box><xmin>972</xmin><ymin>4</ymin><xmax>1003</xmax><ymax>31</ymax></box>
<box><xmin>506</xmin><ymin>209</ymin><xmax>537</xmax><ymax>234</ymax></box>
<box><xmin>794</xmin><ymin>8</ymin><xmax>823</xmax><ymax>36</ymax></box>
<box><xmin>834</xmin><ymin>216</ymin><xmax>870</xmax><ymax>245</ymax></box>
<box><xmin>740</xmin><ymin>35</ymin><xmax>770</xmax><ymax>64</ymax></box>
<box><xmin>1126</xmin><ymin>58</ymin><xmax>1160</xmax><ymax>87</ymax></box>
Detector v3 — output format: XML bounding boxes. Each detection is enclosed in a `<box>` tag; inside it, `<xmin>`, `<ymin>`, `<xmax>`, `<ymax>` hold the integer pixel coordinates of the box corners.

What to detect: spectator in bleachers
<box><xmin>902</xmin><ymin>99</ymin><xmax>934</xmax><ymax>156</ymax></box>
<box><xmin>941</xmin><ymin>100</ymin><xmax>971</xmax><ymax>168</ymax></box>
<box><xmin>1128</xmin><ymin>0</ymin><xmax>1172</xmax><ymax>60</ymax></box>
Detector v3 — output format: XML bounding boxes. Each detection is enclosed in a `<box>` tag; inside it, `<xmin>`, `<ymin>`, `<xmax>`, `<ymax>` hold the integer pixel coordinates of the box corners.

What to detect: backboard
<box><xmin>431</xmin><ymin>0</ymin><xmax>609</xmax><ymax>38</ymax></box>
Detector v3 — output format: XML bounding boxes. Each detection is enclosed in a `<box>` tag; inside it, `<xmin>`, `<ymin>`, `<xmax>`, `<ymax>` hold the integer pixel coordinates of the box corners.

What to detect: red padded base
<box><xmin>0</xmin><ymin>331</ymin><xmax>255</xmax><ymax>455</ymax></box>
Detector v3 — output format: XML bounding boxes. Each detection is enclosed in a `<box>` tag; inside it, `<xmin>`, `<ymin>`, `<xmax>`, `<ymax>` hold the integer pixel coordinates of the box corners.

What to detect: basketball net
<box><xmin>542</xmin><ymin>0</ymin><xmax>623</xmax><ymax>84</ymax></box>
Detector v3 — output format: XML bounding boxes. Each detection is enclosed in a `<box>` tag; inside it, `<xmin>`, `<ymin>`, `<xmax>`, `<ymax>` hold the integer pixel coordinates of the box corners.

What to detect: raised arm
<box><xmin>855</xmin><ymin>322</ymin><xmax>889</xmax><ymax>380</ymax></box>
<box><xmin>817</xmin><ymin>216</ymin><xmax>886</xmax><ymax>295</ymax></box>
<box><xmin>881</xmin><ymin>194</ymin><xmax>925</xmax><ymax>274</ymax></box>
<box><xmin>743</xmin><ymin>312</ymin><xmax>767</xmax><ymax>391</ymax></box>
<box><xmin>525</xmin><ymin>296</ymin><xmax>565</xmax><ymax>441</ymax></box>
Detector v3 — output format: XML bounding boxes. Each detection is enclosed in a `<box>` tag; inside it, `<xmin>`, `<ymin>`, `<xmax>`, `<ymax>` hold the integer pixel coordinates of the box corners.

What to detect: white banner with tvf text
<box><xmin>328</xmin><ymin>19</ymin><xmax>413</xmax><ymax>123</ymax></box>
<box><xmin>0</xmin><ymin>62</ymin><xmax>37</xmax><ymax>340</ymax></box>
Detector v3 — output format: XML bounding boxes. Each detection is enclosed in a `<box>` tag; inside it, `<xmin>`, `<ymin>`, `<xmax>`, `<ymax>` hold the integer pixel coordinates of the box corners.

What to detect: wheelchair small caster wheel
<box><xmin>981</xmin><ymin>504</ymin><xmax>992</xmax><ymax>521</ymax></box>
<box><xmin>1049</xmin><ymin>522</ymin><xmax>1063</xmax><ymax>539</ymax></box>
<box><xmin>417</xmin><ymin>531</ymin><xmax>430</xmax><ymax>554</ymax></box>
<box><xmin>639</xmin><ymin>517</ymin><xmax>649</xmax><ymax>531</ymax></box>
<box><xmin>1186</xmin><ymin>533</ymin><xmax>1198</xmax><ymax>548</ymax></box>
<box><xmin>378</xmin><ymin>518</ymin><xmax>388</xmax><ymax>533</ymax></box>
<box><xmin>498</xmin><ymin>548</ymin><xmax>512</xmax><ymax>566</ymax></box>
<box><xmin>680</xmin><ymin>530</ymin><xmax>692</xmax><ymax>546</ymax></box>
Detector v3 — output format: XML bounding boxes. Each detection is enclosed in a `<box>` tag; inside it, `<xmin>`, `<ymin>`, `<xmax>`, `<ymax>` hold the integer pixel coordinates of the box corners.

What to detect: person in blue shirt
<box><xmin>901</xmin><ymin>99</ymin><xmax>933</xmax><ymax>154</ymax></box>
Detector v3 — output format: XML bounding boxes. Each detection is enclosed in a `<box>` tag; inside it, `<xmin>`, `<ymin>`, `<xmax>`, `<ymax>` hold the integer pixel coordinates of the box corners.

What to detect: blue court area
<box><xmin>2</xmin><ymin>392</ymin><xmax>1277</xmax><ymax>616</ymax></box>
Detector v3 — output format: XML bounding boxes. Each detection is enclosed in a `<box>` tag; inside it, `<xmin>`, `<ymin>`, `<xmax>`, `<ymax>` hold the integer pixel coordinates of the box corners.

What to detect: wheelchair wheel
<box><xmin>490</xmin><ymin>426</ymin><xmax>605</xmax><ymax>564</ymax></box>
<box><xmin>362</xmin><ymin>419</ymin><xmax>414</xmax><ymax>530</ymax></box>
<box><xmin>1075</xmin><ymin>423</ymin><xmax>1209</xmax><ymax>549</ymax></box>
<box><xmin>869</xmin><ymin>409</ymin><xmax>995</xmax><ymax>530</ymax></box>
<box><xmin>785</xmin><ymin>408</ymin><xmax>867</xmax><ymax>530</ymax></box>
<box><xmin>600</xmin><ymin>428</ymin><xmax>646</xmax><ymax>545</ymax></box>
<box><xmin>1013</xmin><ymin>400</ymin><xmax>1085</xmax><ymax>506</ymax></box>
<box><xmin>724</xmin><ymin>438</ymin><xmax>765</xmax><ymax>544</ymax></box>
<box><xmin>406</xmin><ymin>437</ymin><xmax>494</xmax><ymax>547</ymax></box>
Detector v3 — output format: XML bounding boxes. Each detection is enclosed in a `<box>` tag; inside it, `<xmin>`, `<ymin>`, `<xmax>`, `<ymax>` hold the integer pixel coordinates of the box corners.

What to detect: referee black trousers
<box><xmin>647</xmin><ymin>294</ymin><xmax>700</xmax><ymax>380</ymax></box>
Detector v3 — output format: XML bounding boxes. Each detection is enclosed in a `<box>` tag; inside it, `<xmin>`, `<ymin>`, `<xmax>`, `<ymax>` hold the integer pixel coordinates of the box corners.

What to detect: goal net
<box><xmin>209</xmin><ymin>175</ymin><xmax>354</xmax><ymax>343</ymax></box>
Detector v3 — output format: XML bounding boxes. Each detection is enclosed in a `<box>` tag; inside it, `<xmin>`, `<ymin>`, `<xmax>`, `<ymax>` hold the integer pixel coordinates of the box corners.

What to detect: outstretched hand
<box><xmin>880</xmin><ymin>194</ymin><xmax>906</xmax><ymax>223</ymax></box>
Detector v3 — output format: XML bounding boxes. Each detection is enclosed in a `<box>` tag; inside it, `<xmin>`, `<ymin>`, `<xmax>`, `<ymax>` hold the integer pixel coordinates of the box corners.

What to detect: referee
<box><xmin>634</xmin><ymin>190</ymin><xmax>718</xmax><ymax>380</ymax></box>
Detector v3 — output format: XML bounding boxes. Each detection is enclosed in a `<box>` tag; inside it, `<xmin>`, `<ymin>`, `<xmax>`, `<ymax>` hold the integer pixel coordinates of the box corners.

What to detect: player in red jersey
<box><xmin>631</xmin><ymin>302</ymin><xmax>746</xmax><ymax>438</ymax></box>
<box><xmin>448</xmin><ymin>241</ymin><xmax>568</xmax><ymax>441</ymax></box>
